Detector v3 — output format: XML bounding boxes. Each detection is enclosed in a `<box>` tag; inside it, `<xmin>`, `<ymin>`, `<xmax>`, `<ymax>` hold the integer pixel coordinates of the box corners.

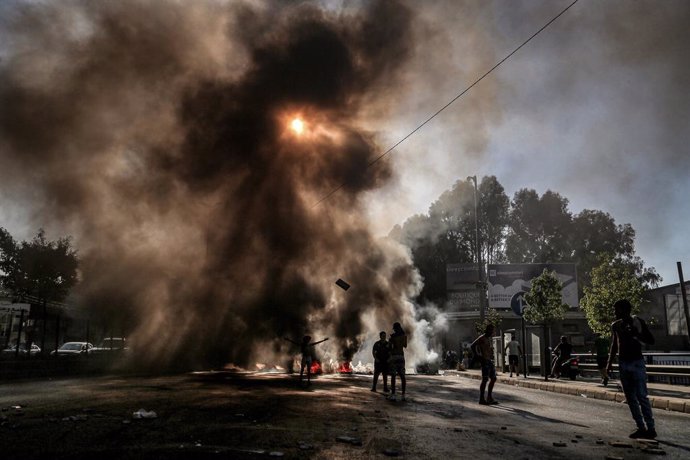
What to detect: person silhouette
<box><xmin>371</xmin><ymin>331</ymin><xmax>390</xmax><ymax>393</ymax></box>
<box><xmin>607</xmin><ymin>299</ymin><xmax>656</xmax><ymax>439</ymax></box>
<box><xmin>284</xmin><ymin>335</ymin><xmax>328</xmax><ymax>385</ymax></box>
<box><xmin>387</xmin><ymin>322</ymin><xmax>407</xmax><ymax>401</ymax></box>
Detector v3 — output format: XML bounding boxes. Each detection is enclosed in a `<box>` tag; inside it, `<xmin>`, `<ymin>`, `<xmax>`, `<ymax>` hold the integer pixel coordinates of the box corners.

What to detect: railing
<box><xmin>573</xmin><ymin>352</ymin><xmax>690</xmax><ymax>385</ymax></box>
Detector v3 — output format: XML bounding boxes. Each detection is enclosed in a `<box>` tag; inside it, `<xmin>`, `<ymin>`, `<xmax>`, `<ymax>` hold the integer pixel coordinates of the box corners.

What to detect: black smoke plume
<box><xmin>0</xmin><ymin>0</ymin><xmax>425</xmax><ymax>369</ymax></box>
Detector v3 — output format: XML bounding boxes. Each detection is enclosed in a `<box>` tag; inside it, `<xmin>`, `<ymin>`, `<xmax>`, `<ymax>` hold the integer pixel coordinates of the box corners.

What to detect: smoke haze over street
<box><xmin>1</xmin><ymin>0</ymin><xmax>689</xmax><ymax>368</ymax></box>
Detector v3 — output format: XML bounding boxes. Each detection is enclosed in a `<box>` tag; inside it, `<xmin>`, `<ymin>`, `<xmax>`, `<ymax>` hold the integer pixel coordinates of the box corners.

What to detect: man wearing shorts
<box><xmin>387</xmin><ymin>322</ymin><xmax>407</xmax><ymax>401</ymax></box>
<box><xmin>472</xmin><ymin>324</ymin><xmax>498</xmax><ymax>405</ymax></box>
<box><xmin>504</xmin><ymin>334</ymin><xmax>522</xmax><ymax>377</ymax></box>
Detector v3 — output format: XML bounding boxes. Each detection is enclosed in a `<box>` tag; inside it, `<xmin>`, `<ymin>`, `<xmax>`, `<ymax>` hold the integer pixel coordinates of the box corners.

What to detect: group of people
<box><xmin>286</xmin><ymin>298</ymin><xmax>657</xmax><ymax>440</ymax></box>
<box><xmin>284</xmin><ymin>321</ymin><xmax>409</xmax><ymax>401</ymax></box>
<box><xmin>371</xmin><ymin>322</ymin><xmax>408</xmax><ymax>401</ymax></box>
<box><xmin>468</xmin><ymin>299</ymin><xmax>657</xmax><ymax>440</ymax></box>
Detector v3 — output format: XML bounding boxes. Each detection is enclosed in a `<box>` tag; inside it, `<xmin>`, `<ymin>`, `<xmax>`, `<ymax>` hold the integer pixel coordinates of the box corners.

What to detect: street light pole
<box><xmin>467</xmin><ymin>175</ymin><xmax>485</xmax><ymax>323</ymax></box>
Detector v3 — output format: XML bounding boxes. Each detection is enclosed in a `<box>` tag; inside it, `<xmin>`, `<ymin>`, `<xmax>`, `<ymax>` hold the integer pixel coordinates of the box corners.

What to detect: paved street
<box><xmin>0</xmin><ymin>372</ymin><xmax>688</xmax><ymax>459</ymax></box>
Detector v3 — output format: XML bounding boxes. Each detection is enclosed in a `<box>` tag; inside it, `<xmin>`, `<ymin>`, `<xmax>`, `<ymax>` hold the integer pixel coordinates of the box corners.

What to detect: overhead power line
<box><xmin>313</xmin><ymin>0</ymin><xmax>580</xmax><ymax>207</ymax></box>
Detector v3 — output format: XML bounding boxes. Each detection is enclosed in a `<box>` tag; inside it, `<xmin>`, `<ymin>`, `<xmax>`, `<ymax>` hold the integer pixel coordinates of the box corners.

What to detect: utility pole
<box><xmin>677</xmin><ymin>262</ymin><xmax>690</xmax><ymax>343</ymax></box>
<box><xmin>467</xmin><ymin>175</ymin><xmax>485</xmax><ymax>323</ymax></box>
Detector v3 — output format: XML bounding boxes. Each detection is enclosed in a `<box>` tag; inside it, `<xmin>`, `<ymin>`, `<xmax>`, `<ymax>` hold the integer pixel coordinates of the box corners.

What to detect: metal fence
<box><xmin>575</xmin><ymin>352</ymin><xmax>690</xmax><ymax>386</ymax></box>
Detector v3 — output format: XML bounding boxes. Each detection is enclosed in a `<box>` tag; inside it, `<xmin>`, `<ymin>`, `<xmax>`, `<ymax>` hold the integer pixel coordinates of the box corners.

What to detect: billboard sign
<box><xmin>446</xmin><ymin>263</ymin><xmax>480</xmax><ymax>312</ymax></box>
<box><xmin>487</xmin><ymin>263</ymin><xmax>578</xmax><ymax>311</ymax></box>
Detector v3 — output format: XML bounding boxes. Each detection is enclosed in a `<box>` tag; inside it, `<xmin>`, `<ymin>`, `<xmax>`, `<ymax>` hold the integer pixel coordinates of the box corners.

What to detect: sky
<box><xmin>0</xmin><ymin>0</ymin><xmax>688</xmax><ymax>365</ymax></box>
<box><xmin>361</xmin><ymin>0</ymin><xmax>690</xmax><ymax>285</ymax></box>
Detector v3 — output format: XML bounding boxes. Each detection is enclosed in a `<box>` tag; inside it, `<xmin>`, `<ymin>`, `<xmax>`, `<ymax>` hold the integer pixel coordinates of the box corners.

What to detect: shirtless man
<box><xmin>471</xmin><ymin>324</ymin><xmax>498</xmax><ymax>405</ymax></box>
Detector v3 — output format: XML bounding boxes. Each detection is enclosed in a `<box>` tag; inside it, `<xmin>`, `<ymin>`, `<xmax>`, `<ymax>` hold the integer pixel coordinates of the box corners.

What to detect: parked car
<box><xmin>50</xmin><ymin>342</ymin><xmax>94</xmax><ymax>356</ymax></box>
<box><xmin>92</xmin><ymin>337</ymin><xmax>127</xmax><ymax>353</ymax></box>
<box><xmin>1</xmin><ymin>344</ymin><xmax>41</xmax><ymax>356</ymax></box>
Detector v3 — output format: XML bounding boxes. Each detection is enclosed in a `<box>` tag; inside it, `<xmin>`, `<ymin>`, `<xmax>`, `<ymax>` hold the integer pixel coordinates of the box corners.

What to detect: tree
<box><xmin>523</xmin><ymin>269</ymin><xmax>568</xmax><ymax>379</ymax></box>
<box><xmin>391</xmin><ymin>180</ymin><xmax>476</xmax><ymax>304</ymax></box>
<box><xmin>0</xmin><ymin>228</ymin><xmax>79</xmax><ymax>353</ymax></box>
<box><xmin>0</xmin><ymin>227</ymin><xmax>20</xmax><ymax>295</ymax></box>
<box><xmin>13</xmin><ymin>229</ymin><xmax>79</xmax><ymax>304</ymax></box>
<box><xmin>474</xmin><ymin>307</ymin><xmax>502</xmax><ymax>335</ymax></box>
<box><xmin>506</xmin><ymin>189</ymin><xmax>572</xmax><ymax>263</ymax></box>
<box><xmin>580</xmin><ymin>255</ymin><xmax>648</xmax><ymax>336</ymax></box>
<box><xmin>478</xmin><ymin>176</ymin><xmax>509</xmax><ymax>264</ymax></box>
<box><xmin>569</xmin><ymin>209</ymin><xmax>638</xmax><ymax>292</ymax></box>
<box><xmin>523</xmin><ymin>269</ymin><xmax>568</xmax><ymax>324</ymax></box>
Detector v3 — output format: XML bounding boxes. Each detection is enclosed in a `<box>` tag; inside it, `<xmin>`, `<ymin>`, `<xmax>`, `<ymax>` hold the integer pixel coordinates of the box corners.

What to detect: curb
<box><xmin>454</xmin><ymin>371</ymin><xmax>690</xmax><ymax>415</ymax></box>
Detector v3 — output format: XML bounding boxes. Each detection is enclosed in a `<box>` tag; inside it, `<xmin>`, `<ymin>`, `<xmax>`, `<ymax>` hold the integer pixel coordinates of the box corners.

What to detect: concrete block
<box><xmin>651</xmin><ymin>397</ymin><xmax>668</xmax><ymax>410</ymax></box>
<box><xmin>604</xmin><ymin>391</ymin><xmax>617</xmax><ymax>401</ymax></box>
<box><xmin>684</xmin><ymin>402</ymin><xmax>690</xmax><ymax>414</ymax></box>
<box><xmin>614</xmin><ymin>393</ymin><xmax>626</xmax><ymax>403</ymax></box>
<box><xmin>592</xmin><ymin>390</ymin><xmax>606</xmax><ymax>401</ymax></box>
<box><xmin>667</xmin><ymin>400</ymin><xmax>685</xmax><ymax>413</ymax></box>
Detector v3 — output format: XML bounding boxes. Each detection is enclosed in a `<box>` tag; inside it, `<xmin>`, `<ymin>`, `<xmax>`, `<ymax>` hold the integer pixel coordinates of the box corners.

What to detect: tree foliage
<box><xmin>478</xmin><ymin>176</ymin><xmax>509</xmax><ymax>264</ymax></box>
<box><xmin>0</xmin><ymin>228</ymin><xmax>19</xmax><ymax>293</ymax></box>
<box><xmin>506</xmin><ymin>189</ymin><xmax>572</xmax><ymax>263</ymax></box>
<box><xmin>474</xmin><ymin>307</ymin><xmax>502</xmax><ymax>335</ymax></box>
<box><xmin>0</xmin><ymin>228</ymin><xmax>79</xmax><ymax>304</ymax></box>
<box><xmin>391</xmin><ymin>177</ymin><xmax>659</xmax><ymax>309</ymax></box>
<box><xmin>580</xmin><ymin>255</ymin><xmax>647</xmax><ymax>336</ymax></box>
<box><xmin>523</xmin><ymin>269</ymin><xmax>568</xmax><ymax>324</ymax></box>
<box><xmin>391</xmin><ymin>177</ymin><xmax>510</xmax><ymax>304</ymax></box>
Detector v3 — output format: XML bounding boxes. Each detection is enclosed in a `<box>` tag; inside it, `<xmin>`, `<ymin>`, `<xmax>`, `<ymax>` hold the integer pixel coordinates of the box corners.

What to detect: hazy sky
<box><xmin>1</xmin><ymin>0</ymin><xmax>688</xmax><ymax>286</ymax></box>
<box><xmin>362</xmin><ymin>0</ymin><xmax>689</xmax><ymax>285</ymax></box>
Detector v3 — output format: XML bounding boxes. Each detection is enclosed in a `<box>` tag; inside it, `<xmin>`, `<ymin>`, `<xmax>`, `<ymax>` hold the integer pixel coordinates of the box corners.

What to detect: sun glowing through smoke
<box><xmin>290</xmin><ymin>118</ymin><xmax>304</xmax><ymax>135</ymax></box>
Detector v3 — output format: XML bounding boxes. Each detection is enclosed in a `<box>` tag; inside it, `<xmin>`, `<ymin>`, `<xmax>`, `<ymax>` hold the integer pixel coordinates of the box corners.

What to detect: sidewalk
<box><xmin>452</xmin><ymin>369</ymin><xmax>690</xmax><ymax>414</ymax></box>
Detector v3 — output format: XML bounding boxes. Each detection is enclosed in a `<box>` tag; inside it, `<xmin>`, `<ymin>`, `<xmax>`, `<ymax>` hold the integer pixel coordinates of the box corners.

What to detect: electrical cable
<box><xmin>313</xmin><ymin>0</ymin><xmax>580</xmax><ymax>207</ymax></box>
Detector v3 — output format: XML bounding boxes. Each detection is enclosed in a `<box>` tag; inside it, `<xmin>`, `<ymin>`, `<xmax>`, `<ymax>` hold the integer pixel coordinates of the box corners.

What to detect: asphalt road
<box><xmin>0</xmin><ymin>372</ymin><xmax>688</xmax><ymax>459</ymax></box>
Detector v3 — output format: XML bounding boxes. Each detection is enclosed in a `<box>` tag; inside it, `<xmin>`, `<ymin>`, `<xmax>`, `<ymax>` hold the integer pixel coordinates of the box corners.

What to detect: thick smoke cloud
<box><xmin>0</xmin><ymin>0</ymin><xmax>431</xmax><ymax>369</ymax></box>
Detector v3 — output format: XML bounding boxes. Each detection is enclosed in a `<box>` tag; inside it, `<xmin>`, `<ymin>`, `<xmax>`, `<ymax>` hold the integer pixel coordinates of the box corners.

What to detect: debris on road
<box><xmin>132</xmin><ymin>408</ymin><xmax>157</xmax><ymax>419</ymax></box>
<box><xmin>336</xmin><ymin>435</ymin><xmax>362</xmax><ymax>446</ymax></box>
<box><xmin>641</xmin><ymin>447</ymin><xmax>666</xmax><ymax>455</ymax></box>
<box><xmin>609</xmin><ymin>441</ymin><xmax>633</xmax><ymax>448</ymax></box>
<box><xmin>553</xmin><ymin>442</ymin><xmax>567</xmax><ymax>447</ymax></box>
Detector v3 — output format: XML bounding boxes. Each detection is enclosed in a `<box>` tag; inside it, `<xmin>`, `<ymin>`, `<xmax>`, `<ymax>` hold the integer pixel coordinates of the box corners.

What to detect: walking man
<box><xmin>607</xmin><ymin>299</ymin><xmax>656</xmax><ymax>439</ymax></box>
<box><xmin>550</xmin><ymin>336</ymin><xmax>572</xmax><ymax>378</ymax></box>
<box><xmin>371</xmin><ymin>331</ymin><xmax>390</xmax><ymax>392</ymax></box>
<box><xmin>471</xmin><ymin>324</ymin><xmax>498</xmax><ymax>405</ymax></box>
<box><xmin>504</xmin><ymin>334</ymin><xmax>522</xmax><ymax>377</ymax></box>
<box><xmin>593</xmin><ymin>333</ymin><xmax>610</xmax><ymax>386</ymax></box>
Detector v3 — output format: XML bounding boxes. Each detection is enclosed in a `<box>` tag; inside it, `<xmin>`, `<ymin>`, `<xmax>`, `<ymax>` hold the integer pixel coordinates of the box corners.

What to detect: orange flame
<box><xmin>337</xmin><ymin>361</ymin><xmax>352</xmax><ymax>374</ymax></box>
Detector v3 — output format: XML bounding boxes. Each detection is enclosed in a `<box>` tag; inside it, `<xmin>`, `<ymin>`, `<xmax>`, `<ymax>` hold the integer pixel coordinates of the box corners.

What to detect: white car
<box><xmin>51</xmin><ymin>342</ymin><xmax>94</xmax><ymax>356</ymax></box>
<box><xmin>92</xmin><ymin>338</ymin><xmax>128</xmax><ymax>353</ymax></box>
<box><xmin>1</xmin><ymin>344</ymin><xmax>41</xmax><ymax>356</ymax></box>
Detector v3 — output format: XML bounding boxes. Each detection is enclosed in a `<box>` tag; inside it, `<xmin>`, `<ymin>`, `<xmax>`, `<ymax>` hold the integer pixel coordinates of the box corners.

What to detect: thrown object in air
<box><xmin>335</xmin><ymin>278</ymin><xmax>351</xmax><ymax>291</ymax></box>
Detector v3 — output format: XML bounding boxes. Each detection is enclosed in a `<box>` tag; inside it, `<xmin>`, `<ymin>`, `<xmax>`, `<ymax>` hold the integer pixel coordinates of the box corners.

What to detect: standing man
<box><xmin>471</xmin><ymin>324</ymin><xmax>498</xmax><ymax>405</ymax></box>
<box><xmin>607</xmin><ymin>299</ymin><xmax>656</xmax><ymax>439</ymax></box>
<box><xmin>283</xmin><ymin>335</ymin><xmax>329</xmax><ymax>386</ymax></box>
<box><xmin>371</xmin><ymin>331</ymin><xmax>390</xmax><ymax>393</ymax></box>
<box><xmin>504</xmin><ymin>334</ymin><xmax>522</xmax><ymax>377</ymax></box>
<box><xmin>388</xmin><ymin>322</ymin><xmax>407</xmax><ymax>401</ymax></box>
